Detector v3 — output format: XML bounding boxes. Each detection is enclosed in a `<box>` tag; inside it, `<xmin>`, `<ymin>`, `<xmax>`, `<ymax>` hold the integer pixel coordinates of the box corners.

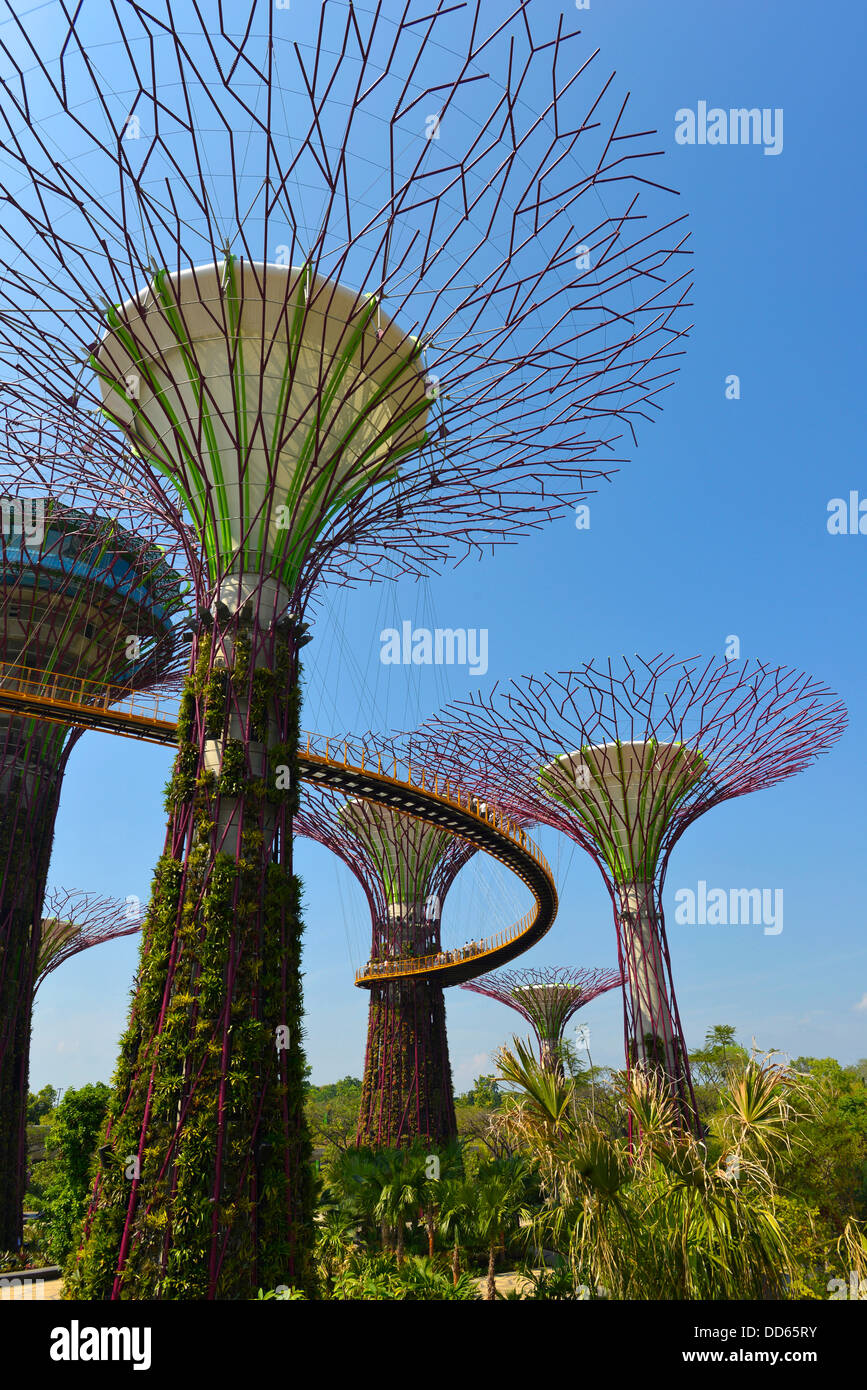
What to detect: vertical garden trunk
<box><xmin>73</xmin><ymin>601</ymin><xmax>314</xmax><ymax>1299</ymax></box>
<box><xmin>357</xmin><ymin>972</ymin><xmax>457</xmax><ymax>1148</ymax></box>
<box><xmin>0</xmin><ymin>719</ymin><xmax>72</xmax><ymax>1251</ymax></box>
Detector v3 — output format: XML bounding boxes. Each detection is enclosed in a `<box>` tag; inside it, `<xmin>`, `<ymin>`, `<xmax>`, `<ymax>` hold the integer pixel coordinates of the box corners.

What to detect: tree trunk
<box><xmin>357</xmin><ymin>974</ymin><xmax>457</xmax><ymax>1147</ymax></box>
<box><xmin>0</xmin><ymin>724</ymin><xmax>71</xmax><ymax>1251</ymax></box>
<box><xmin>74</xmin><ymin>612</ymin><xmax>315</xmax><ymax>1299</ymax></box>
<box><xmin>486</xmin><ymin>1243</ymin><xmax>497</xmax><ymax>1300</ymax></box>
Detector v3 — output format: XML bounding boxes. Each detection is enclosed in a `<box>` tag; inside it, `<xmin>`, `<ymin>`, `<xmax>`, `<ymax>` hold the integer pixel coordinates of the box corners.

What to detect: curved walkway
<box><xmin>0</xmin><ymin>669</ymin><xmax>558</xmax><ymax>983</ymax></box>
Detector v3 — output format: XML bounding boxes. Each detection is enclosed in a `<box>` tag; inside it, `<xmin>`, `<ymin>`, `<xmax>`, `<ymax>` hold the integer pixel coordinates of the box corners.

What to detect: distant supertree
<box><xmin>35</xmin><ymin>888</ymin><xmax>143</xmax><ymax>994</ymax></box>
<box><xmin>15</xmin><ymin>888</ymin><xmax>144</xmax><ymax>1195</ymax></box>
<box><xmin>417</xmin><ymin>654</ymin><xmax>847</xmax><ymax>1130</ymax></box>
<box><xmin>462</xmin><ymin>965</ymin><xmax>621</xmax><ymax>1074</ymax></box>
<box><xmin>0</xmin><ymin>406</ymin><xmax>189</xmax><ymax>1252</ymax></box>
<box><xmin>297</xmin><ymin>777</ymin><xmax>476</xmax><ymax>1147</ymax></box>
<box><xmin>0</xmin><ymin>1</ymin><xmax>691</xmax><ymax>1295</ymax></box>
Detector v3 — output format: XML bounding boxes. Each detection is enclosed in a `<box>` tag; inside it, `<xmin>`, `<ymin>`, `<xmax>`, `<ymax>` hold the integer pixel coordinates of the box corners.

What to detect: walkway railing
<box><xmin>299</xmin><ymin>733</ymin><xmax>556</xmax><ymax>985</ymax></box>
<box><xmin>0</xmin><ymin>664</ymin><xmax>558</xmax><ymax>982</ymax></box>
<box><xmin>301</xmin><ymin>729</ymin><xmax>551</xmax><ymax>876</ymax></box>
<box><xmin>0</xmin><ymin>661</ymin><xmax>180</xmax><ymax>737</ymax></box>
<box><xmin>354</xmin><ymin>907</ymin><xmax>539</xmax><ymax>983</ymax></box>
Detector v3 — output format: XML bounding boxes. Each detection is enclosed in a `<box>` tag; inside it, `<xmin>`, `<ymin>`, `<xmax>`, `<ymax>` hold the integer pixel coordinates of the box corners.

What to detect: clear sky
<box><xmin>19</xmin><ymin>0</ymin><xmax>866</xmax><ymax>1097</ymax></box>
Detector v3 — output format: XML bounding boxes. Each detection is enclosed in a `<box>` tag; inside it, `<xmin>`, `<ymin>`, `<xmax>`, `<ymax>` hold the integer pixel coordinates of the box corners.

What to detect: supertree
<box><xmin>462</xmin><ymin>965</ymin><xmax>621</xmax><ymax>1075</ymax></box>
<box><xmin>416</xmin><ymin>654</ymin><xmax>847</xmax><ymax>1130</ymax></box>
<box><xmin>296</xmin><ymin>774</ymin><xmax>476</xmax><ymax>1148</ymax></box>
<box><xmin>34</xmin><ymin>888</ymin><xmax>144</xmax><ymax>995</ymax></box>
<box><xmin>19</xmin><ymin>888</ymin><xmax>143</xmax><ymax>1195</ymax></box>
<box><xmin>0</xmin><ymin>405</ymin><xmax>190</xmax><ymax>1252</ymax></box>
<box><xmin>0</xmin><ymin>1</ymin><xmax>691</xmax><ymax>1295</ymax></box>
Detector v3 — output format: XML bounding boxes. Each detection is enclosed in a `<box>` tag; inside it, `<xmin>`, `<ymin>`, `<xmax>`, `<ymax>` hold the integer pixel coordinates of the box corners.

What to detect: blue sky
<box><xmin>21</xmin><ymin>0</ymin><xmax>866</xmax><ymax>1095</ymax></box>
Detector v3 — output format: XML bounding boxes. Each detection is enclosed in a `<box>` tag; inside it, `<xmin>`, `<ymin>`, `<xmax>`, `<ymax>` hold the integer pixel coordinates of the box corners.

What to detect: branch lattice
<box><xmin>415</xmin><ymin>653</ymin><xmax>847</xmax><ymax>1127</ymax></box>
<box><xmin>462</xmin><ymin>964</ymin><xmax>621</xmax><ymax>1064</ymax></box>
<box><xmin>0</xmin><ymin>0</ymin><xmax>692</xmax><ymax>608</ymax></box>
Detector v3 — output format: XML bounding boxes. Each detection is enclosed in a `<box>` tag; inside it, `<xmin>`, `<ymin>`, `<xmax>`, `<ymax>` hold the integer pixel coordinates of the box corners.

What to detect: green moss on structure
<box><xmin>70</xmin><ymin>636</ymin><xmax>315</xmax><ymax>1300</ymax></box>
<box><xmin>357</xmin><ymin>977</ymin><xmax>457</xmax><ymax>1149</ymax></box>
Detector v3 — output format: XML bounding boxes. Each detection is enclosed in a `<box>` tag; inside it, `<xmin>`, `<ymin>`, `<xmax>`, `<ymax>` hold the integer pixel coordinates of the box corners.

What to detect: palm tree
<box><xmin>711</xmin><ymin>1056</ymin><xmax>805</xmax><ymax>1172</ymax></box>
<box><xmin>472</xmin><ymin>1157</ymin><xmax>531</xmax><ymax>1300</ymax></box>
<box><xmin>326</xmin><ymin>1147</ymin><xmax>393</xmax><ymax>1250</ymax></box>
<box><xmin>418</xmin><ymin>1139</ymin><xmax>464</xmax><ymax>1259</ymax></box>
<box><xmin>374</xmin><ymin>1150</ymin><xmax>426</xmax><ymax>1266</ymax></box>
<box><xmin>437</xmin><ymin>1177</ymin><xmax>477</xmax><ymax>1285</ymax></box>
<box><xmin>496</xmin><ymin>1037</ymin><xmax>575</xmax><ymax>1131</ymax></box>
<box><xmin>495</xmin><ymin>1046</ymin><xmax>807</xmax><ymax>1300</ymax></box>
<box><xmin>315</xmin><ymin>1209</ymin><xmax>358</xmax><ymax>1286</ymax></box>
<box><xmin>400</xmin><ymin>1255</ymin><xmax>479</xmax><ymax>1300</ymax></box>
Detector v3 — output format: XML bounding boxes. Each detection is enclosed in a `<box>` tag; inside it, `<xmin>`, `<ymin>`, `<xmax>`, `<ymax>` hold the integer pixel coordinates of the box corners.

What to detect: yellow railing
<box><xmin>354</xmin><ymin>907</ymin><xmax>539</xmax><ymax>982</ymax></box>
<box><xmin>0</xmin><ymin>661</ymin><xmax>181</xmax><ymax>727</ymax></box>
<box><xmin>0</xmin><ymin>664</ymin><xmax>557</xmax><ymax>979</ymax></box>
<box><xmin>300</xmin><ymin>730</ymin><xmax>555</xmax><ymax>984</ymax></box>
<box><xmin>302</xmin><ymin>729</ymin><xmax>552</xmax><ymax>879</ymax></box>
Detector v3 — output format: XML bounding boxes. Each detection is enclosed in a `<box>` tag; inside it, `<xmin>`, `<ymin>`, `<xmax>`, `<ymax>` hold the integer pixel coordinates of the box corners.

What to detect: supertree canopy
<box><xmin>417</xmin><ymin>654</ymin><xmax>847</xmax><ymax>1130</ymax></box>
<box><xmin>35</xmin><ymin>888</ymin><xmax>144</xmax><ymax>994</ymax></box>
<box><xmin>462</xmin><ymin>965</ymin><xmax>621</xmax><ymax>1074</ymax></box>
<box><xmin>13</xmin><ymin>887</ymin><xmax>144</xmax><ymax>1220</ymax></box>
<box><xmin>0</xmin><ymin>406</ymin><xmax>189</xmax><ymax>1252</ymax></box>
<box><xmin>0</xmin><ymin>0</ymin><xmax>691</xmax><ymax>1296</ymax></box>
<box><xmin>297</xmin><ymin>777</ymin><xmax>476</xmax><ymax>1148</ymax></box>
<box><xmin>0</xmin><ymin>1</ymin><xmax>692</xmax><ymax>596</ymax></box>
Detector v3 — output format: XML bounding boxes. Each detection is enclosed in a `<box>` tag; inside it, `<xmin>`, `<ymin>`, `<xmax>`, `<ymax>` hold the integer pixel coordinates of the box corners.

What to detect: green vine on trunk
<box><xmin>70</xmin><ymin>635</ymin><xmax>315</xmax><ymax>1299</ymax></box>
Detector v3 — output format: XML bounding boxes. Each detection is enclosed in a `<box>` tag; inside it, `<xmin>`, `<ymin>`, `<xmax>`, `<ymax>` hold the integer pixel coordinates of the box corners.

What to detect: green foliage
<box><xmin>470</xmin><ymin>1154</ymin><xmax>534</xmax><ymax>1299</ymax></box>
<box><xmin>27</xmin><ymin>1085</ymin><xmax>58</xmax><ymax>1125</ymax></box>
<box><xmin>307</xmin><ymin>1076</ymin><xmax>362</xmax><ymax>1103</ymax></box>
<box><xmin>490</xmin><ymin>1044</ymin><xmax>839</xmax><ymax>1300</ymax></box>
<box><xmin>330</xmin><ymin>1252</ymin><xmax>478</xmax><ymax>1300</ymax></box>
<box><xmin>513</xmin><ymin>1259</ymin><xmax>605</xmax><ymax>1300</ymax></box>
<box><xmin>71</xmin><ymin>638</ymin><xmax>315</xmax><ymax>1300</ymax></box>
<box><xmin>497</xmin><ymin>1037</ymin><xmax>574</xmax><ymax>1127</ymax></box>
<box><xmin>285</xmin><ymin>1042</ymin><xmax>867</xmax><ymax>1301</ymax></box>
<box><xmin>688</xmin><ymin>1024</ymin><xmax>750</xmax><ymax>1120</ymax></box>
<box><xmin>0</xmin><ymin>1223</ymin><xmax>53</xmax><ymax>1274</ymax></box>
<box><xmin>780</xmin><ymin>1056</ymin><xmax>867</xmax><ymax>1226</ymax></box>
<box><xmin>216</xmin><ymin>738</ymin><xmax>247</xmax><ymax>797</ymax></box>
<box><xmin>163</xmin><ymin>741</ymin><xmax>198</xmax><ymax>810</ymax></box>
<box><xmin>306</xmin><ymin>1078</ymin><xmax>362</xmax><ymax>1156</ymax></box>
<box><xmin>34</xmin><ymin>1084</ymin><xmax>110</xmax><ymax>1264</ymax></box>
<box><xmin>455</xmin><ymin>1074</ymin><xmax>503</xmax><ymax>1109</ymax></box>
<box><xmin>324</xmin><ymin>1147</ymin><xmax>397</xmax><ymax>1253</ymax></box>
<box><xmin>203</xmin><ymin>668</ymin><xmax>230</xmax><ymax>738</ymax></box>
